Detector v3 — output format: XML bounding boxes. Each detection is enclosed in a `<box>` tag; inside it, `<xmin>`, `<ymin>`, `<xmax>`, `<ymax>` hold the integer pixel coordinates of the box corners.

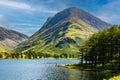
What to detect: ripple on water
<box><xmin>0</xmin><ymin>59</ymin><xmax>111</xmax><ymax>80</ymax></box>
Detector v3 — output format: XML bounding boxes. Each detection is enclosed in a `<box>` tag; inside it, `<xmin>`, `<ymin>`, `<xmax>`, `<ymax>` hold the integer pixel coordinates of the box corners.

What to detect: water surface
<box><xmin>0</xmin><ymin>59</ymin><xmax>110</xmax><ymax>80</ymax></box>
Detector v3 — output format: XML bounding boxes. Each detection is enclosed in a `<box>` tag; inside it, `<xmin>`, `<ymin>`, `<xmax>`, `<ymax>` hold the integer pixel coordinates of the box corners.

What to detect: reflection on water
<box><xmin>0</xmin><ymin>59</ymin><xmax>111</xmax><ymax>80</ymax></box>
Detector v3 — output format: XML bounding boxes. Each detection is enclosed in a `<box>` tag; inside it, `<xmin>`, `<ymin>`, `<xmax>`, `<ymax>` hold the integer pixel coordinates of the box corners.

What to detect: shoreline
<box><xmin>0</xmin><ymin>58</ymin><xmax>79</xmax><ymax>60</ymax></box>
<box><xmin>62</xmin><ymin>64</ymin><xmax>109</xmax><ymax>72</ymax></box>
<box><xmin>63</xmin><ymin>63</ymin><xmax>119</xmax><ymax>71</ymax></box>
<box><xmin>61</xmin><ymin>63</ymin><xmax>120</xmax><ymax>80</ymax></box>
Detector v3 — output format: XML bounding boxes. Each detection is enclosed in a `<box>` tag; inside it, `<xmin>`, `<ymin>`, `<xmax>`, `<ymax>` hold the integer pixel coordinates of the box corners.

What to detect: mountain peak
<box><xmin>31</xmin><ymin>7</ymin><xmax>111</xmax><ymax>41</ymax></box>
<box><xmin>60</xmin><ymin>7</ymin><xmax>111</xmax><ymax>30</ymax></box>
<box><xmin>40</xmin><ymin>7</ymin><xmax>84</xmax><ymax>30</ymax></box>
<box><xmin>15</xmin><ymin>7</ymin><xmax>111</xmax><ymax>54</ymax></box>
<box><xmin>64</xmin><ymin>7</ymin><xmax>81</xmax><ymax>12</ymax></box>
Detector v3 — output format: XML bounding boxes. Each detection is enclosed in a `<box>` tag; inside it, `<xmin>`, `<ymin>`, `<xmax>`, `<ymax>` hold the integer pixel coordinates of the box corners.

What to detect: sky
<box><xmin>0</xmin><ymin>0</ymin><xmax>120</xmax><ymax>36</ymax></box>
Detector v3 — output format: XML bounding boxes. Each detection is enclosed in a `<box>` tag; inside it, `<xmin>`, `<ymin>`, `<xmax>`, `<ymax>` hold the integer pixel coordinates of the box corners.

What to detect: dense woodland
<box><xmin>79</xmin><ymin>25</ymin><xmax>120</xmax><ymax>70</ymax></box>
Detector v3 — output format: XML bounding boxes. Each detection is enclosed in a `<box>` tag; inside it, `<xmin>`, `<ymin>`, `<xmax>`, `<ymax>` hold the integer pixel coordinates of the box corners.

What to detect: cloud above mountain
<box><xmin>0</xmin><ymin>0</ymin><xmax>119</xmax><ymax>36</ymax></box>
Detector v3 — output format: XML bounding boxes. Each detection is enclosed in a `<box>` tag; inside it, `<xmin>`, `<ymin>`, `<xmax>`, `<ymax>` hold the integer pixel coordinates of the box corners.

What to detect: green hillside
<box><xmin>0</xmin><ymin>43</ymin><xmax>10</xmax><ymax>52</ymax></box>
<box><xmin>14</xmin><ymin>7</ymin><xmax>110</xmax><ymax>56</ymax></box>
<box><xmin>14</xmin><ymin>18</ymin><xmax>97</xmax><ymax>54</ymax></box>
<box><xmin>0</xmin><ymin>26</ymin><xmax>28</xmax><ymax>53</ymax></box>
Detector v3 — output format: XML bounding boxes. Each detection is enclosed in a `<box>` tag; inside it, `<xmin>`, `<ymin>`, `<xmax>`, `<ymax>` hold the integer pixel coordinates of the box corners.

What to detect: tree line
<box><xmin>79</xmin><ymin>25</ymin><xmax>120</xmax><ymax>70</ymax></box>
<box><xmin>0</xmin><ymin>50</ymin><xmax>78</xmax><ymax>59</ymax></box>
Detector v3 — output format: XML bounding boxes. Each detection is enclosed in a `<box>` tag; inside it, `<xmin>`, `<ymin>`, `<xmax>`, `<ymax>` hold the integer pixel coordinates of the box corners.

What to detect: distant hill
<box><xmin>0</xmin><ymin>26</ymin><xmax>28</xmax><ymax>52</ymax></box>
<box><xmin>14</xmin><ymin>7</ymin><xmax>111</xmax><ymax>54</ymax></box>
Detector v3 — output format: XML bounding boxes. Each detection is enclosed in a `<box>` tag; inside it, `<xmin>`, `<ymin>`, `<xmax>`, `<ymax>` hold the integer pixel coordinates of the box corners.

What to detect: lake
<box><xmin>0</xmin><ymin>59</ymin><xmax>110</xmax><ymax>80</ymax></box>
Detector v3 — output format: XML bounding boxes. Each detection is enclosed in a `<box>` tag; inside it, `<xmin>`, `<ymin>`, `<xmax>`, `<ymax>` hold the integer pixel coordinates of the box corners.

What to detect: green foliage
<box><xmin>0</xmin><ymin>43</ymin><xmax>11</xmax><ymax>52</ymax></box>
<box><xmin>79</xmin><ymin>25</ymin><xmax>120</xmax><ymax>70</ymax></box>
<box><xmin>8</xmin><ymin>50</ymin><xmax>79</xmax><ymax>59</ymax></box>
<box><xmin>0</xmin><ymin>54</ymin><xmax>2</xmax><ymax>58</ymax></box>
<box><xmin>108</xmin><ymin>75</ymin><xmax>120</xmax><ymax>80</ymax></box>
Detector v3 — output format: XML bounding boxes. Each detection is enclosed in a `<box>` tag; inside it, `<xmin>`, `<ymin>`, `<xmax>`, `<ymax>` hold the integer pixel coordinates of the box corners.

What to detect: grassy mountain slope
<box><xmin>0</xmin><ymin>26</ymin><xmax>28</xmax><ymax>53</ymax></box>
<box><xmin>14</xmin><ymin>7</ymin><xmax>111</xmax><ymax>54</ymax></box>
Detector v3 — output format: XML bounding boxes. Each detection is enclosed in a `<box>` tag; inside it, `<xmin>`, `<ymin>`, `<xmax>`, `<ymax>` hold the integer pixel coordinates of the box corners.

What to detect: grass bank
<box><xmin>104</xmin><ymin>75</ymin><xmax>120</xmax><ymax>80</ymax></box>
<box><xmin>63</xmin><ymin>63</ymin><xmax>120</xmax><ymax>80</ymax></box>
<box><xmin>63</xmin><ymin>64</ymin><xmax>117</xmax><ymax>72</ymax></box>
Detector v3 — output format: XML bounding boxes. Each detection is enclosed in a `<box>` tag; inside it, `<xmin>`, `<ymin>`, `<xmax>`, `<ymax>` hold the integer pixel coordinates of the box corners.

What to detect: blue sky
<box><xmin>0</xmin><ymin>0</ymin><xmax>120</xmax><ymax>36</ymax></box>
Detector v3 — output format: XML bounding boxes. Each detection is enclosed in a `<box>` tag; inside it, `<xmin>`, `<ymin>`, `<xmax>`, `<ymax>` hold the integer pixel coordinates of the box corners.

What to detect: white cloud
<box><xmin>0</xmin><ymin>0</ymin><xmax>59</xmax><ymax>14</ymax></box>
<box><xmin>0</xmin><ymin>14</ymin><xmax>4</xmax><ymax>19</ymax></box>
<box><xmin>96</xmin><ymin>0</ymin><xmax>120</xmax><ymax>24</ymax></box>
<box><xmin>0</xmin><ymin>14</ymin><xmax>8</xmax><ymax>22</ymax></box>
<box><xmin>16</xmin><ymin>23</ymin><xmax>41</xmax><ymax>27</ymax></box>
<box><xmin>11</xmin><ymin>26</ymin><xmax>39</xmax><ymax>36</ymax></box>
<box><xmin>0</xmin><ymin>0</ymin><xmax>35</xmax><ymax>11</ymax></box>
<box><xmin>97</xmin><ymin>13</ymin><xmax>119</xmax><ymax>24</ymax></box>
<box><xmin>36</xmin><ymin>7</ymin><xmax>59</xmax><ymax>14</ymax></box>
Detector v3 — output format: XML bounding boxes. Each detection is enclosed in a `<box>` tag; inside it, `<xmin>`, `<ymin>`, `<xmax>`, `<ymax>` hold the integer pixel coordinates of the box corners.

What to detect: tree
<box><xmin>0</xmin><ymin>54</ymin><xmax>2</xmax><ymax>58</ymax></box>
<box><xmin>79</xmin><ymin>25</ymin><xmax>120</xmax><ymax>69</ymax></box>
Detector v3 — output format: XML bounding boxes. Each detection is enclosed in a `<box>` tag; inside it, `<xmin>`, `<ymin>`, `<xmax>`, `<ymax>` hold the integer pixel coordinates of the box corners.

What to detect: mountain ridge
<box><xmin>14</xmin><ymin>7</ymin><xmax>111</xmax><ymax>54</ymax></box>
<box><xmin>0</xmin><ymin>26</ymin><xmax>28</xmax><ymax>52</ymax></box>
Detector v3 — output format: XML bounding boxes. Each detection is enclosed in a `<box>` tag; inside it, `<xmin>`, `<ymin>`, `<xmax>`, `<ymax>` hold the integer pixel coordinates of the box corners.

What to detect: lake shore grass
<box><xmin>105</xmin><ymin>75</ymin><xmax>120</xmax><ymax>80</ymax></box>
<box><xmin>0</xmin><ymin>57</ymin><xmax>79</xmax><ymax>60</ymax></box>
<box><xmin>63</xmin><ymin>64</ymin><xmax>114</xmax><ymax>72</ymax></box>
<box><xmin>62</xmin><ymin>63</ymin><xmax>120</xmax><ymax>80</ymax></box>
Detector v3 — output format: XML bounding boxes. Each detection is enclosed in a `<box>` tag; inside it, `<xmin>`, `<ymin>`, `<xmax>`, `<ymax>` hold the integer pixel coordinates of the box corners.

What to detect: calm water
<box><xmin>0</xmin><ymin>59</ymin><xmax>110</xmax><ymax>80</ymax></box>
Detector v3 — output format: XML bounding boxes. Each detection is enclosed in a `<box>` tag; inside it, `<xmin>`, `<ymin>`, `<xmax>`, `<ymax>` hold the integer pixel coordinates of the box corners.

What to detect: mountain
<box><xmin>14</xmin><ymin>7</ymin><xmax>111</xmax><ymax>54</ymax></box>
<box><xmin>0</xmin><ymin>26</ymin><xmax>28</xmax><ymax>52</ymax></box>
